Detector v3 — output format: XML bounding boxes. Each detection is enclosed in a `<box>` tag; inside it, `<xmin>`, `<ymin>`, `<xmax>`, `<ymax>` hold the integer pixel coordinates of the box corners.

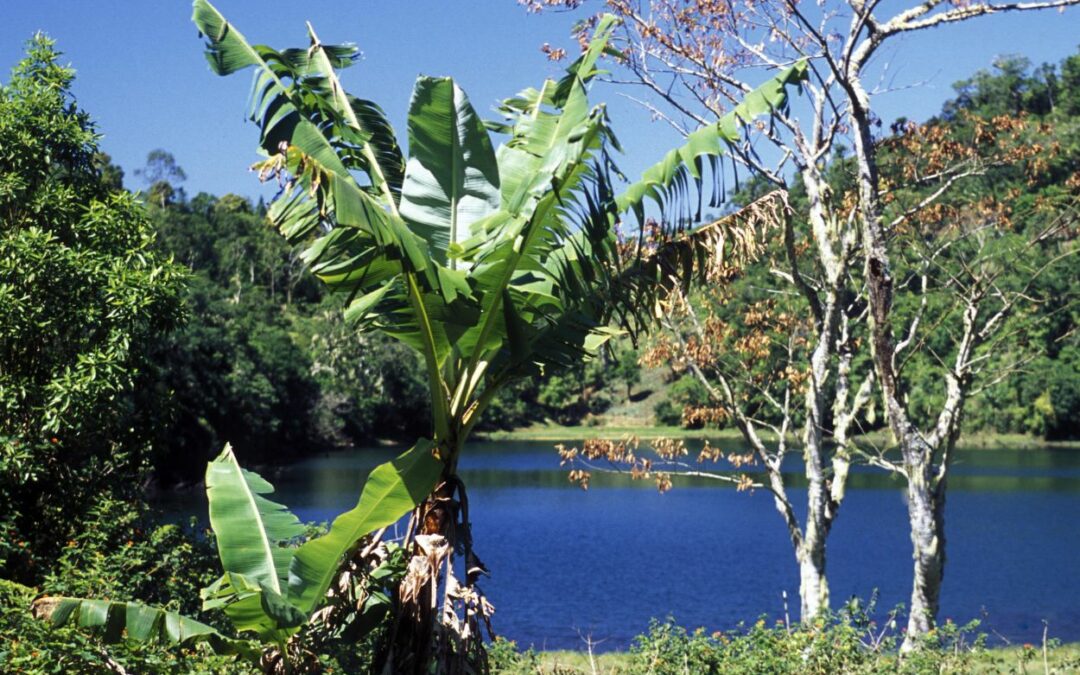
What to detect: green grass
<box><xmin>480</xmin><ymin>422</ymin><xmax>1080</xmax><ymax>450</ymax></box>
<box><xmin>492</xmin><ymin>643</ymin><xmax>1080</xmax><ymax>674</ymax></box>
<box><xmin>502</xmin><ymin>649</ymin><xmax>628</xmax><ymax>673</ymax></box>
<box><xmin>479</xmin><ymin>363</ymin><xmax>1080</xmax><ymax>449</ymax></box>
<box><xmin>477</xmin><ymin>423</ymin><xmax>741</xmax><ymax>442</ymax></box>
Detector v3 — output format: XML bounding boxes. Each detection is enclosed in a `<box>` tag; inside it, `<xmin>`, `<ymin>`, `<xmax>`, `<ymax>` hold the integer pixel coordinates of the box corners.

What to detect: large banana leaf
<box><xmin>206</xmin><ymin>444</ymin><xmax>303</xmax><ymax>593</ymax></box>
<box><xmin>36</xmin><ymin>596</ymin><xmax>257</xmax><ymax>659</ymax></box>
<box><xmin>287</xmin><ymin>440</ymin><xmax>442</xmax><ymax>614</ymax></box>
<box><xmin>400</xmin><ymin>76</ymin><xmax>500</xmax><ymax>267</ymax></box>
<box><xmin>448</xmin><ymin>17</ymin><xmax>620</xmax><ymax>376</ymax></box>
<box><xmin>204</xmin><ymin>444</ymin><xmax>305</xmax><ymax>639</ymax></box>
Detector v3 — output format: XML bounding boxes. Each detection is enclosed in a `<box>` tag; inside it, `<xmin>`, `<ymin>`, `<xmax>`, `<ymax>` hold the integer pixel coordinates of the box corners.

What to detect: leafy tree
<box><xmin>136</xmin><ymin>148</ymin><xmax>187</xmax><ymax>207</ymax></box>
<box><xmin>93</xmin><ymin>151</ymin><xmax>125</xmax><ymax>191</ymax></box>
<box><xmin>536</xmin><ymin>359</ymin><xmax>611</xmax><ymax>424</ymax></box>
<box><xmin>612</xmin><ymin>345</ymin><xmax>642</xmax><ymax>399</ymax></box>
<box><xmin>652</xmin><ymin>374</ymin><xmax>711</xmax><ymax>427</ymax></box>
<box><xmin>0</xmin><ymin>34</ymin><xmax>185</xmax><ymax>581</ymax></box>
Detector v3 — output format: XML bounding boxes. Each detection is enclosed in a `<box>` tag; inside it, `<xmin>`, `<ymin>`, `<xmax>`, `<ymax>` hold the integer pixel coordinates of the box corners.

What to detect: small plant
<box><xmin>34</xmin><ymin>445</ymin><xmax>408</xmax><ymax>673</ymax></box>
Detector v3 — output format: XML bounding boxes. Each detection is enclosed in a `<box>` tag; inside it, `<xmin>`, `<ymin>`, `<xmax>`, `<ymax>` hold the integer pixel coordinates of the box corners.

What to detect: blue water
<box><xmin>158</xmin><ymin>440</ymin><xmax>1080</xmax><ymax>650</ymax></box>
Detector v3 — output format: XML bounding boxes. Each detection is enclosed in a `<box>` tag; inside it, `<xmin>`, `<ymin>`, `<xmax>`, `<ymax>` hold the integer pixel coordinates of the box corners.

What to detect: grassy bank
<box><xmin>478</xmin><ymin>423</ymin><xmax>738</xmax><ymax>442</ymax></box>
<box><xmin>493</xmin><ymin>643</ymin><xmax>1080</xmax><ymax>674</ymax></box>
<box><xmin>479</xmin><ymin>422</ymin><xmax>1080</xmax><ymax>450</ymax></box>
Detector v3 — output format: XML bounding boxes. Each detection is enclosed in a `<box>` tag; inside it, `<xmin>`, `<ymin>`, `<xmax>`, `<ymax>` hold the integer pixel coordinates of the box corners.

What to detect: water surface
<box><xmin>159</xmin><ymin>440</ymin><xmax>1080</xmax><ymax>650</ymax></box>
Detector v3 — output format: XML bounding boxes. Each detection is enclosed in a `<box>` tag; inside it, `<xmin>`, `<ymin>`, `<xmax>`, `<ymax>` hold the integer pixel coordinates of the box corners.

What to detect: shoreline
<box><xmin>477</xmin><ymin>423</ymin><xmax>1080</xmax><ymax>450</ymax></box>
<box><xmin>492</xmin><ymin>642</ymin><xmax>1080</xmax><ymax>673</ymax></box>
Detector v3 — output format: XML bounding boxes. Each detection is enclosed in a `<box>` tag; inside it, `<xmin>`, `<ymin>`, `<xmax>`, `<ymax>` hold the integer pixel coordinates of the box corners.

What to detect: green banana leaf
<box><xmin>37</xmin><ymin>596</ymin><xmax>257</xmax><ymax>659</ymax></box>
<box><xmin>206</xmin><ymin>444</ymin><xmax>304</xmax><ymax>593</ymax></box>
<box><xmin>400</xmin><ymin>76</ymin><xmax>501</xmax><ymax>267</ymax></box>
<box><xmin>616</xmin><ymin>60</ymin><xmax>809</xmax><ymax>220</ymax></box>
<box><xmin>287</xmin><ymin>440</ymin><xmax>442</xmax><ymax>614</ymax></box>
<box><xmin>204</xmin><ymin>444</ymin><xmax>305</xmax><ymax>639</ymax></box>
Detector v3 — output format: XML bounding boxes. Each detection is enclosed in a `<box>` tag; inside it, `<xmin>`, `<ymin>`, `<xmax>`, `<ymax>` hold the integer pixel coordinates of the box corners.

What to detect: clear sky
<box><xmin>2</xmin><ymin>1</ymin><xmax>1078</xmax><ymax>201</ymax></box>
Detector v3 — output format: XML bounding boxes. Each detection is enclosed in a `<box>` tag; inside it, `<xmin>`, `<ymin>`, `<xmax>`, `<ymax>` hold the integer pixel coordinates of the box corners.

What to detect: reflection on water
<box><xmin>157</xmin><ymin>440</ymin><xmax>1080</xmax><ymax>650</ymax></box>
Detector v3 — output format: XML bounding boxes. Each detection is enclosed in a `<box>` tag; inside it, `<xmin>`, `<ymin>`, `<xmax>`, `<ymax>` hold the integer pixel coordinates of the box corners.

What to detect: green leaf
<box><xmin>616</xmin><ymin>60</ymin><xmax>808</xmax><ymax>218</ymax></box>
<box><xmin>200</xmin><ymin>572</ymin><xmax>295</xmax><ymax>640</ymax></box>
<box><xmin>400</xmin><ymin>76</ymin><xmax>501</xmax><ymax>267</ymax></box>
<box><xmin>206</xmin><ymin>443</ymin><xmax>304</xmax><ymax>595</ymax></box>
<box><xmin>192</xmin><ymin>0</ymin><xmax>264</xmax><ymax>76</ymax></box>
<box><xmin>287</xmin><ymin>440</ymin><xmax>442</xmax><ymax>613</ymax></box>
<box><xmin>259</xmin><ymin>583</ymin><xmax>307</xmax><ymax>629</ymax></box>
<box><xmin>39</xmin><ymin>596</ymin><xmax>257</xmax><ymax>659</ymax></box>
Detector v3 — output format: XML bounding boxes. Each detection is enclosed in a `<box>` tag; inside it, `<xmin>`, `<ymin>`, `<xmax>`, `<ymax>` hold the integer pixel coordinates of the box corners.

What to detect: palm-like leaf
<box><xmin>33</xmin><ymin>596</ymin><xmax>257</xmax><ymax>659</ymax></box>
<box><xmin>288</xmin><ymin>440</ymin><xmax>442</xmax><ymax>614</ymax></box>
<box><xmin>400</xmin><ymin>76</ymin><xmax>501</xmax><ymax>267</ymax></box>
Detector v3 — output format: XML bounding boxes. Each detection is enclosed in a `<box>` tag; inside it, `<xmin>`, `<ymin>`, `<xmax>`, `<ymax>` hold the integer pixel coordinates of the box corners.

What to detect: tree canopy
<box><xmin>0</xmin><ymin>35</ymin><xmax>186</xmax><ymax>581</ymax></box>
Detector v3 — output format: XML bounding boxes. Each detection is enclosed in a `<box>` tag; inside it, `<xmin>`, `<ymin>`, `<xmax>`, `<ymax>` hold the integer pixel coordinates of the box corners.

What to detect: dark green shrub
<box><xmin>653</xmin><ymin>375</ymin><xmax>712</xmax><ymax>428</ymax></box>
<box><xmin>41</xmin><ymin>497</ymin><xmax>220</xmax><ymax>620</ymax></box>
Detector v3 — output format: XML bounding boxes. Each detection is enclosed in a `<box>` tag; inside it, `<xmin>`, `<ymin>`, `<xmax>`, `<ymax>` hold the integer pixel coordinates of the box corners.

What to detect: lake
<box><xmin>157</xmin><ymin>439</ymin><xmax>1080</xmax><ymax>651</ymax></box>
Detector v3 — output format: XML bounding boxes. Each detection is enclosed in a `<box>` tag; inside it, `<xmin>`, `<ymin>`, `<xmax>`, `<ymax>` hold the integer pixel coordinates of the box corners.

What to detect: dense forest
<box><xmin>0</xmin><ymin>12</ymin><xmax>1077</xmax><ymax>672</ymax></box>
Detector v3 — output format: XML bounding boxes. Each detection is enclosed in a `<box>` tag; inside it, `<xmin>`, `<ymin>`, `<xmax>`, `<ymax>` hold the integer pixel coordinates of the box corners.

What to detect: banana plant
<box><xmin>41</xmin><ymin>2</ymin><xmax>806</xmax><ymax>671</ymax></box>
<box><xmin>189</xmin><ymin>1</ymin><xmax>805</xmax><ymax>670</ymax></box>
<box><xmin>35</xmin><ymin>445</ymin><xmax>413</xmax><ymax>671</ymax></box>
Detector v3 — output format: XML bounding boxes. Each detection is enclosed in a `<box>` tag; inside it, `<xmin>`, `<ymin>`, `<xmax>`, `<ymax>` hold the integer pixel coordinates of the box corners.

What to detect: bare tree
<box><xmin>853</xmin><ymin>111</ymin><xmax>1078</xmax><ymax>645</ymax></box>
<box><xmin>531</xmin><ymin>0</ymin><xmax>875</xmax><ymax>622</ymax></box>
<box><xmin>648</xmin><ymin>196</ymin><xmax>872</xmax><ymax>624</ymax></box>
<box><xmin>526</xmin><ymin>0</ymin><xmax>1080</xmax><ymax>644</ymax></box>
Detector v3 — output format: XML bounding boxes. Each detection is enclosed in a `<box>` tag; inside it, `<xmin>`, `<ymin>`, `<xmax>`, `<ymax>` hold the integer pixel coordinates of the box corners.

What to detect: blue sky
<box><xmin>2</xmin><ymin>1</ymin><xmax>1078</xmax><ymax>201</ymax></box>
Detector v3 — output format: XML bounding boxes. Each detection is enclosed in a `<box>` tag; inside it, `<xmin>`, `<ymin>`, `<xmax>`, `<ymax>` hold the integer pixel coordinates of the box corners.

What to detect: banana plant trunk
<box><xmin>383</xmin><ymin>437</ymin><xmax>490</xmax><ymax>675</ymax></box>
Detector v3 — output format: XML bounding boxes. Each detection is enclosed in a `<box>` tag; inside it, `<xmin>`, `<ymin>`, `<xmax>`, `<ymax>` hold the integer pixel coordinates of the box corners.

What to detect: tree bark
<box><xmin>797</xmin><ymin>537</ymin><xmax>830</xmax><ymax>620</ymax></box>
<box><xmin>844</xmin><ymin>69</ymin><xmax>952</xmax><ymax>645</ymax></box>
<box><xmin>902</xmin><ymin>465</ymin><xmax>947</xmax><ymax>651</ymax></box>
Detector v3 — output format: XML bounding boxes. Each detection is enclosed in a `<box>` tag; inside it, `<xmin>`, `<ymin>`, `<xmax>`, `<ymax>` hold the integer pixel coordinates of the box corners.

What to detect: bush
<box><xmin>626</xmin><ymin>599</ymin><xmax>993</xmax><ymax>675</ymax></box>
<box><xmin>488</xmin><ymin>600</ymin><xmax>1023</xmax><ymax>675</ymax></box>
<box><xmin>0</xmin><ymin>498</ymin><xmax>248</xmax><ymax>674</ymax></box>
<box><xmin>0</xmin><ymin>35</ymin><xmax>185</xmax><ymax>580</ymax></box>
<box><xmin>40</xmin><ymin>497</ymin><xmax>220</xmax><ymax>620</ymax></box>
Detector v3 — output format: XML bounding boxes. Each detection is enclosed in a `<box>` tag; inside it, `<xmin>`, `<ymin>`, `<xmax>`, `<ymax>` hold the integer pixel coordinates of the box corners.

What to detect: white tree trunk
<box><xmin>902</xmin><ymin>467</ymin><xmax>947</xmax><ymax>651</ymax></box>
<box><xmin>798</xmin><ymin>538</ymin><xmax>830</xmax><ymax>620</ymax></box>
